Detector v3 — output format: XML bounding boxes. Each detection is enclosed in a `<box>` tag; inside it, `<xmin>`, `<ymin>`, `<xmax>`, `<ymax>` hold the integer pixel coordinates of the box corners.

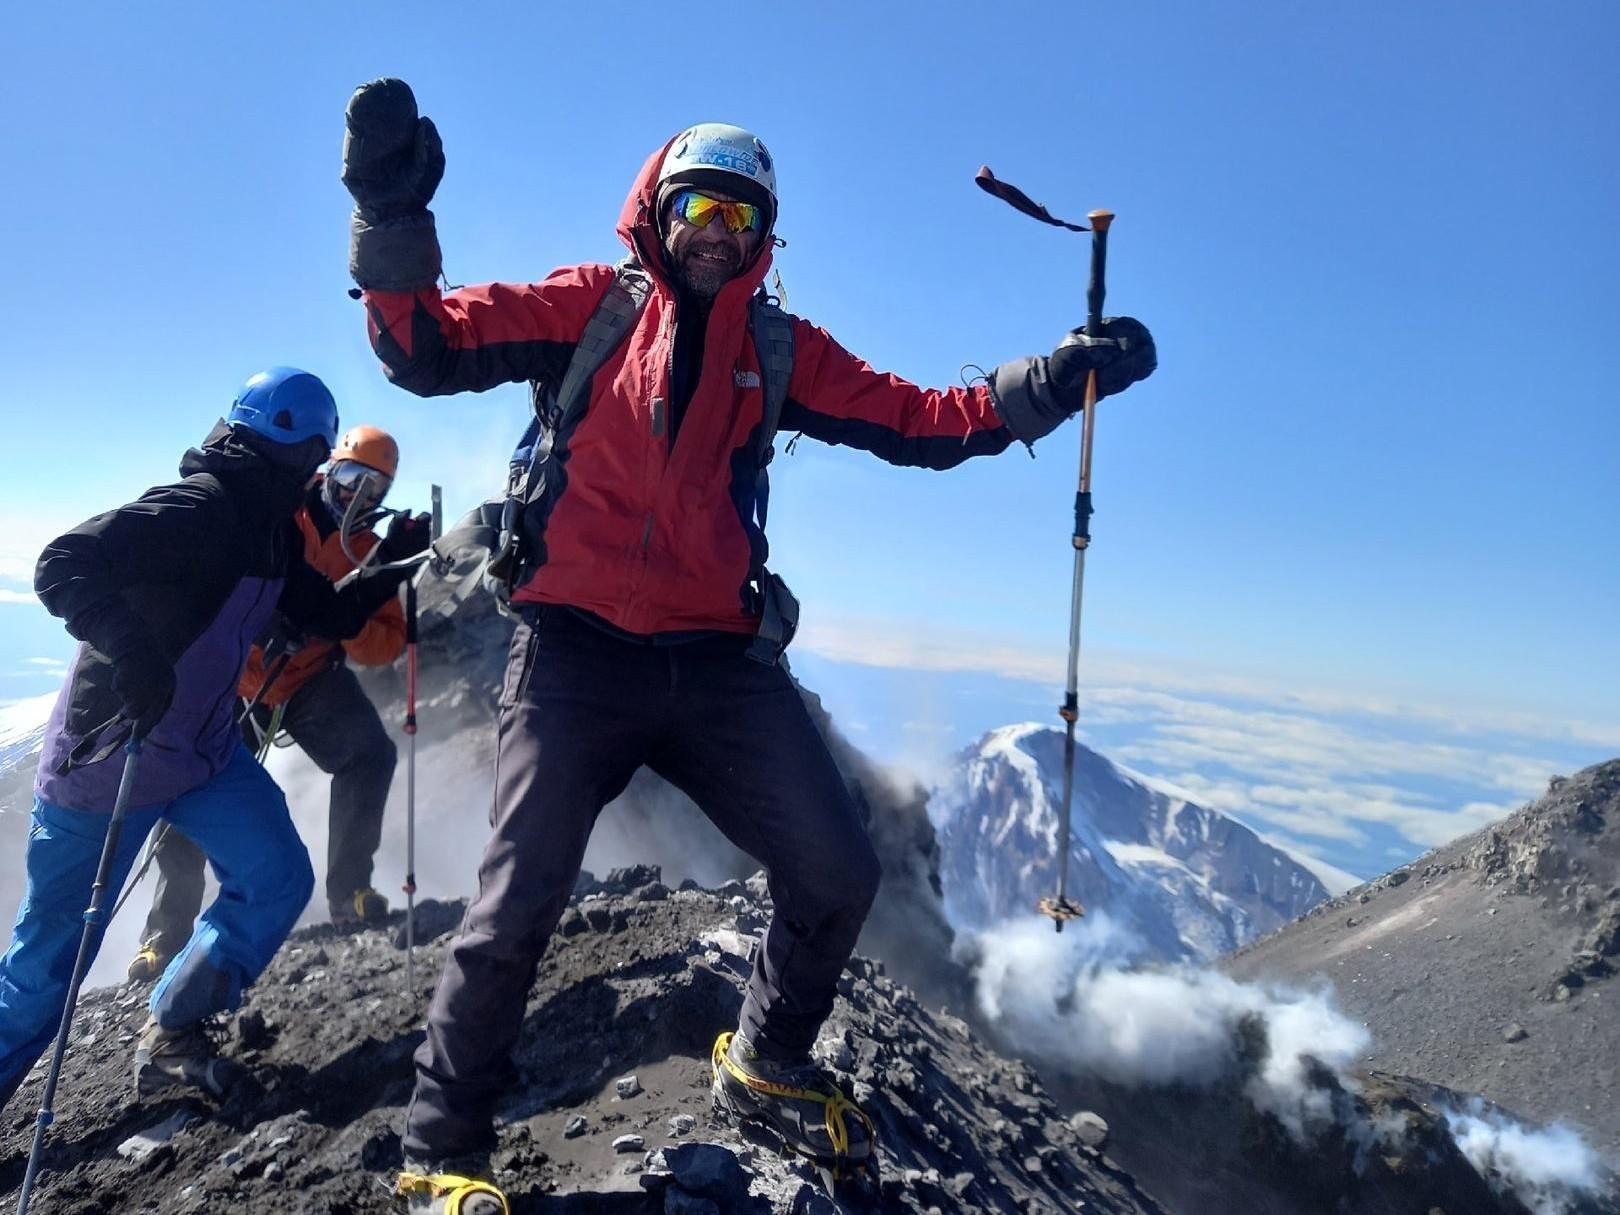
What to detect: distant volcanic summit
<box><xmin>929</xmin><ymin>723</ymin><xmax>1334</xmax><ymax>959</ymax></box>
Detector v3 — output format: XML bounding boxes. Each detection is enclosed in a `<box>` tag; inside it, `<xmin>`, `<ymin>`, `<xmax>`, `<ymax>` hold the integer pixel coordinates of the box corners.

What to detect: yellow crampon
<box><xmin>711</xmin><ymin>1031</ymin><xmax>875</xmax><ymax>1166</ymax></box>
<box><xmin>394</xmin><ymin>1171</ymin><xmax>509</xmax><ymax>1215</ymax></box>
<box><xmin>127</xmin><ymin>942</ymin><xmax>163</xmax><ymax>983</ymax></box>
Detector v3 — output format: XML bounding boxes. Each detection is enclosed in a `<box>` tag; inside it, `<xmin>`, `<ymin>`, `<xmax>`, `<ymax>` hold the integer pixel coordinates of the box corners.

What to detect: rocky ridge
<box><xmin>1226</xmin><ymin>758</ymin><xmax>1620</xmax><ymax>1161</ymax></box>
<box><xmin>0</xmin><ymin>866</ymin><xmax>1167</xmax><ymax>1215</ymax></box>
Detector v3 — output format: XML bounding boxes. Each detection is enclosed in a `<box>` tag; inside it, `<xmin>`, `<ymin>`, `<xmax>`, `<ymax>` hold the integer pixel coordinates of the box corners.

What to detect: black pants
<box><xmin>140</xmin><ymin>663</ymin><xmax>398</xmax><ymax>953</ymax></box>
<box><xmin>403</xmin><ymin>606</ymin><xmax>880</xmax><ymax>1160</ymax></box>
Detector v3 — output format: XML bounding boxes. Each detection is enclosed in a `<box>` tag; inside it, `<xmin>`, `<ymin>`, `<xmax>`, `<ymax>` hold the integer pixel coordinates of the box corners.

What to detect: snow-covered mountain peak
<box><xmin>0</xmin><ymin>691</ymin><xmax>55</xmax><ymax>773</ymax></box>
<box><xmin>932</xmin><ymin>724</ymin><xmax>1332</xmax><ymax>962</ymax></box>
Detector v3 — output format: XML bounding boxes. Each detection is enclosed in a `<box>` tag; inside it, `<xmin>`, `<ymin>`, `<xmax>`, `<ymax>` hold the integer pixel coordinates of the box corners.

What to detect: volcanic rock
<box><xmin>1228</xmin><ymin>758</ymin><xmax>1620</xmax><ymax>1159</ymax></box>
<box><xmin>0</xmin><ymin>880</ymin><xmax>1168</xmax><ymax>1213</ymax></box>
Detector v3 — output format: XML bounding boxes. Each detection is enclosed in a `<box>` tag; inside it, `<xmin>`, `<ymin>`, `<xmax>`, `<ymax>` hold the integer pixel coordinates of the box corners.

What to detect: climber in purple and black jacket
<box><xmin>0</xmin><ymin>367</ymin><xmax>430</xmax><ymax>1109</ymax></box>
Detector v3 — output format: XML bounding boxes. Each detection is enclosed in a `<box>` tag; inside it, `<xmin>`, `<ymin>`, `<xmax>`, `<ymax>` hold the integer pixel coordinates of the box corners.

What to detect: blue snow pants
<box><xmin>0</xmin><ymin>744</ymin><xmax>313</xmax><ymax>1108</ymax></box>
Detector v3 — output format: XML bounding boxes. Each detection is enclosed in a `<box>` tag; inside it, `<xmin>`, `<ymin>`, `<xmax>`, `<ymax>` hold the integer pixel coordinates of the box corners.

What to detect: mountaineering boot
<box><xmin>133</xmin><ymin>1015</ymin><xmax>246</xmax><ymax>1100</ymax></box>
<box><xmin>395</xmin><ymin>1158</ymin><xmax>509</xmax><ymax>1215</ymax></box>
<box><xmin>711</xmin><ymin>1031</ymin><xmax>877</xmax><ymax>1181</ymax></box>
<box><xmin>332</xmin><ymin>886</ymin><xmax>390</xmax><ymax>926</ymax></box>
<box><xmin>126</xmin><ymin>938</ymin><xmax>171</xmax><ymax>983</ymax></box>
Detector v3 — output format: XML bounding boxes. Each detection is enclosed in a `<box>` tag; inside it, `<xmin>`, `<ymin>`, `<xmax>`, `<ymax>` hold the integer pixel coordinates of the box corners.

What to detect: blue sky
<box><xmin>2</xmin><ymin>2</ymin><xmax>1615</xmax><ymax>880</ymax></box>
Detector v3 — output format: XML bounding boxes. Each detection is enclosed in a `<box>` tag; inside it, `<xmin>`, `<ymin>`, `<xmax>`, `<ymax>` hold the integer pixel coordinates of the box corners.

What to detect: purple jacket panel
<box><xmin>36</xmin><ymin>575</ymin><xmax>284</xmax><ymax>812</ymax></box>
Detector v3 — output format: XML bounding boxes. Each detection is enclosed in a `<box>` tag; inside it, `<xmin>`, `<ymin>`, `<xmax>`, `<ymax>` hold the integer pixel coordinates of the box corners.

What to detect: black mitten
<box><xmin>990</xmin><ymin>317</ymin><xmax>1158</xmax><ymax>443</ymax></box>
<box><xmin>342</xmin><ymin>78</ymin><xmax>444</xmax><ymax>221</ymax></box>
<box><xmin>342</xmin><ymin>78</ymin><xmax>445</xmax><ymax>290</ymax></box>
<box><xmin>111</xmin><ymin>649</ymin><xmax>177</xmax><ymax>740</ymax></box>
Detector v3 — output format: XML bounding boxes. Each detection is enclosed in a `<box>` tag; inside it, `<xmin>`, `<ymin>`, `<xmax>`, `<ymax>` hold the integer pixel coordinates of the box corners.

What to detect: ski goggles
<box><xmin>325</xmin><ymin>459</ymin><xmax>392</xmax><ymax>514</ymax></box>
<box><xmin>668</xmin><ymin>189</ymin><xmax>763</xmax><ymax>234</ymax></box>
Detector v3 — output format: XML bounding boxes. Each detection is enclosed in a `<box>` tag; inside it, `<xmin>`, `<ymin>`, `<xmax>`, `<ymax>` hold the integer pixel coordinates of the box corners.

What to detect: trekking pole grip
<box><xmin>1085</xmin><ymin>210</ymin><xmax>1113</xmax><ymax>337</ymax></box>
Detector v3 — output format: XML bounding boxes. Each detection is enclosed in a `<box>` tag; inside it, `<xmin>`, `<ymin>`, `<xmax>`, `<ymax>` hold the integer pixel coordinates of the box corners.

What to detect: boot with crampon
<box><xmin>395</xmin><ymin>1158</ymin><xmax>509</xmax><ymax>1215</ymax></box>
<box><xmin>710</xmin><ymin>1030</ymin><xmax>878</xmax><ymax>1189</ymax></box>
<box><xmin>133</xmin><ymin>1015</ymin><xmax>246</xmax><ymax>1100</ymax></box>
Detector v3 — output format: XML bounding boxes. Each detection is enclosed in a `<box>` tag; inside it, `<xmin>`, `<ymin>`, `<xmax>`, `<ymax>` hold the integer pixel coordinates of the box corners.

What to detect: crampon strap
<box><xmin>711</xmin><ymin>1031</ymin><xmax>874</xmax><ymax>1162</ymax></box>
<box><xmin>395</xmin><ymin>1171</ymin><xmax>510</xmax><ymax>1215</ymax></box>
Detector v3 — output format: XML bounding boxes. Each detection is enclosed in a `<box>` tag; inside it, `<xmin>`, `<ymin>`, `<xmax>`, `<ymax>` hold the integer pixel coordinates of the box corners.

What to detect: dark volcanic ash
<box><xmin>0</xmin><ymin>871</ymin><xmax>1169</xmax><ymax>1214</ymax></box>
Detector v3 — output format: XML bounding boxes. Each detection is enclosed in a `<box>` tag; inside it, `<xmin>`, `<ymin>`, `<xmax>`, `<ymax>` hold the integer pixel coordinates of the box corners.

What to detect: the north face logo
<box><xmin>734</xmin><ymin>370</ymin><xmax>761</xmax><ymax>389</ymax></box>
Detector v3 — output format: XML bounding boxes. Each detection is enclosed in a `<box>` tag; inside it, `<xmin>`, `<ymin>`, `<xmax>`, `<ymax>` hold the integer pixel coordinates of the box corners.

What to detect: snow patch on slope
<box><xmin>0</xmin><ymin>691</ymin><xmax>55</xmax><ymax>769</ymax></box>
<box><xmin>932</xmin><ymin>724</ymin><xmax>1333</xmax><ymax>961</ymax></box>
<box><xmin>1114</xmin><ymin>758</ymin><xmax>1361</xmax><ymax>896</ymax></box>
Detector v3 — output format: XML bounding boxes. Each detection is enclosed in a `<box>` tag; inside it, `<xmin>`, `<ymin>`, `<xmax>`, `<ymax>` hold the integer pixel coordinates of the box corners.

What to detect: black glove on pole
<box><xmin>110</xmin><ymin>650</ymin><xmax>176</xmax><ymax>741</ymax></box>
<box><xmin>379</xmin><ymin>511</ymin><xmax>433</xmax><ymax>563</ymax></box>
<box><xmin>1046</xmin><ymin>209</ymin><xmax>1113</xmax><ymax>933</ymax></box>
<box><xmin>17</xmin><ymin>738</ymin><xmax>144</xmax><ymax>1215</ymax></box>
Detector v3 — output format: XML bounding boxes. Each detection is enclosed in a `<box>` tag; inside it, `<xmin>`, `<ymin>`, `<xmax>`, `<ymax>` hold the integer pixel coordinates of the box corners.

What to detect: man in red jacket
<box><xmin>343</xmin><ymin>80</ymin><xmax>1154</xmax><ymax>1207</ymax></box>
<box><xmin>125</xmin><ymin>425</ymin><xmax>422</xmax><ymax>983</ymax></box>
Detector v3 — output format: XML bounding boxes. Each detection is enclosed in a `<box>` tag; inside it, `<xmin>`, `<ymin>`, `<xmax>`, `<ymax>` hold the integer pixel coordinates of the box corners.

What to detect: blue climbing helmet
<box><xmin>226</xmin><ymin>367</ymin><xmax>340</xmax><ymax>450</ymax></box>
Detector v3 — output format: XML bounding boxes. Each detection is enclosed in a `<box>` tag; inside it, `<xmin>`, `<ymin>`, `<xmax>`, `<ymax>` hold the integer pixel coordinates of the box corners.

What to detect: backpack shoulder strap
<box><xmin>491</xmin><ymin>259</ymin><xmax>653</xmax><ymax>599</ymax></box>
<box><xmin>540</xmin><ymin>258</ymin><xmax>653</xmax><ymax>461</ymax></box>
<box><xmin>750</xmin><ymin>292</ymin><xmax>794</xmax><ymax>466</ymax></box>
<box><xmin>748</xmin><ymin>292</ymin><xmax>795</xmax><ymax>529</ymax></box>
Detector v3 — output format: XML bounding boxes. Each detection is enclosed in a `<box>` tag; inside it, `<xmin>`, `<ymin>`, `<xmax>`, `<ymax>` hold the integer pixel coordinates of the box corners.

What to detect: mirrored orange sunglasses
<box><xmin>669</xmin><ymin>189</ymin><xmax>762</xmax><ymax>234</ymax></box>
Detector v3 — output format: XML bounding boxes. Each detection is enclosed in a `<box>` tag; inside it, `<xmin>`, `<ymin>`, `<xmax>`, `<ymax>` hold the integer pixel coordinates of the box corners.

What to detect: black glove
<box><xmin>329</xmin><ymin>566</ymin><xmax>413</xmax><ymax>639</ymax></box>
<box><xmin>378</xmin><ymin>511</ymin><xmax>432</xmax><ymax>563</ymax></box>
<box><xmin>343</xmin><ymin>79</ymin><xmax>445</xmax><ymax>291</ymax></box>
<box><xmin>259</xmin><ymin>611</ymin><xmax>312</xmax><ymax>655</ymax></box>
<box><xmin>1049</xmin><ymin>317</ymin><xmax>1158</xmax><ymax>402</ymax></box>
<box><xmin>342</xmin><ymin>78</ymin><xmax>444</xmax><ymax>221</ymax></box>
<box><xmin>989</xmin><ymin>316</ymin><xmax>1158</xmax><ymax>444</ymax></box>
<box><xmin>111</xmin><ymin>649</ymin><xmax>176</xmax><ymax>740</ymax></box>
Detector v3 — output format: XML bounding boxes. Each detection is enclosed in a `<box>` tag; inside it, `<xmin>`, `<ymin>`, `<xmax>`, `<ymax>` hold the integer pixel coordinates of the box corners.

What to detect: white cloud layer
<box><xmin>798</xmin><ymin>614</ymin><xmax>1620</xmax><ymax>750</ymax></box>
<box><xmin>797</xmin><ymin>615</ymin><xmax>1612</xmax><ymax>865</ymax></box>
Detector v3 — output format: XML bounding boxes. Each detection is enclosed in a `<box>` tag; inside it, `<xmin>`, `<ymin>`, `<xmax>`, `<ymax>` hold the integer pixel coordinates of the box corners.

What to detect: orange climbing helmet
<box><xmin>322</xmin><ymin>424</ymin><xmax>399</xmax><ymax>522</ymax></box>
<box><xmin>330</xmin><ymin>424</ymin><xmax>399</xmax><ymax>478</ymax></box>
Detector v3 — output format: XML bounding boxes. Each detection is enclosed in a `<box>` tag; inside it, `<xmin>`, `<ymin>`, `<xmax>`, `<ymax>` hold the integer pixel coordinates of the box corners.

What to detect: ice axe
<box><xmin>17</xmin><ymin>738</ymin><xmax>143</xmax><ymax>1215</ymax></box>
<box><xmin>976</xmin><ymin>166</ymin><xmax>1113</xmax><ymax>933</ymax></box>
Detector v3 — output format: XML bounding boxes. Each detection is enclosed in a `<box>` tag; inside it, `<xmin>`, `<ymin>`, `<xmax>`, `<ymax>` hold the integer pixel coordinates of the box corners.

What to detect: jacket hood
<box><xmin>616</xmin><ymin>135</ymin><xmax>775</xmax><ymax>299</ymax></box>
<box><xmin>180</xmin><ymin>421</ymin><xmax>312</xmax><ymax>523</ymax></box>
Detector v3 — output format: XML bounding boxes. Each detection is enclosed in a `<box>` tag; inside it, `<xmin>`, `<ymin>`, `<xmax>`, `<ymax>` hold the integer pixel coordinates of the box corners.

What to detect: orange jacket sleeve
<box><xmin>341</xmin><ymin>585</ymin><xmax>405</xmax><ymax>666</ymax></box>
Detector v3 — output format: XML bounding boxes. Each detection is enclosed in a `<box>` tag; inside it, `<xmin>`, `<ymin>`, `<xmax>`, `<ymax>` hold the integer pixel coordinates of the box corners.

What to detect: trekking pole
<box><xmin>399</xmin><ymin>487</ymin><xmax>441</xmax><ymax>995</ymax></box>
<box><xmin>975</xmin><ymin>167</ymin><xmax>1110</xmax><ymax>933</ymax></box>
<box><xmin>403</xmin><ymin>568</ymin><xmax>419</xmax><ymax>994</ymax></box>
<box><xmin>1041</xmin><ymin>209</ymin><xmax>1112</xmax><ymax>934</ymax></box>
<box><xmin>17</xmin><ymin>738</ymin><xmax>143</xmax><ymax>1215</ymax></box>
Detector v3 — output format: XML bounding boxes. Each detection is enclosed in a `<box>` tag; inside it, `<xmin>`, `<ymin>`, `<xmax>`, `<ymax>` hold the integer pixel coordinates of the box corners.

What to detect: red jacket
<box><xmin>363</xmin><ymin>137</ymin><xmax>1014</xmax><ymax>636</ymax></box>
<box><xmin>239</xmin><ymin>496</ymin><xmax>405</xmax><ymax>706</ymax></box>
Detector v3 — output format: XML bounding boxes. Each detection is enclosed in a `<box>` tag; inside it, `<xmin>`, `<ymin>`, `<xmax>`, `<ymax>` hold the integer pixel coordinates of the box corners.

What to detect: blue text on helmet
<box><xmin>657</xmin><ymin>123</ymin><xmax>778</xmax><ymax>234</ymax></box>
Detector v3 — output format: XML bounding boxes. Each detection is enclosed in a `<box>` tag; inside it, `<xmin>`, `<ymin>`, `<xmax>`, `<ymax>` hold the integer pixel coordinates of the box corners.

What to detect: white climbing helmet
<box><xmin>657</xmin><ymin>122</ymin><xmax>778</xmax><ymax>234</ymax></box>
